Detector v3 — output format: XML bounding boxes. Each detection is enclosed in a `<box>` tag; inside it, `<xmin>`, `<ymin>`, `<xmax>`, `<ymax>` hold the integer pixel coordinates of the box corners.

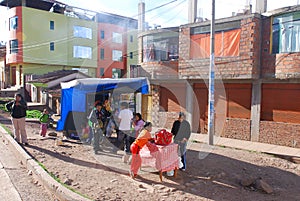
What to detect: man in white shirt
<box><xmin>117</xmin><ymin>102</ymin><xmax>133</xmax><ymax>162</ymax></box>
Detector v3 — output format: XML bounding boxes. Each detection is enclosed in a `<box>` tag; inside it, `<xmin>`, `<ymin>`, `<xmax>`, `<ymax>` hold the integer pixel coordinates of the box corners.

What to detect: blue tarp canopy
<box><xmin>57</xmin><ymin>77</ymin><xmax>150</xmax><ymax>131</ymax></box>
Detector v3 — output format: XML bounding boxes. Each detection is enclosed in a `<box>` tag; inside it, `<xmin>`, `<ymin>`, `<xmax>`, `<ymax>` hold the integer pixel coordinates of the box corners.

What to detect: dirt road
<box><xmin>1</xmin><ymin>110</ymin><xmax>300</xmax><ymax>201</ymax></box>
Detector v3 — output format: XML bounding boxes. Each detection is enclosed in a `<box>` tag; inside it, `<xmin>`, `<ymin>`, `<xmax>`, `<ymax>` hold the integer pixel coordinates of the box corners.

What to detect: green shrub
<box><xmin>0</xmin><ymin>104</ymin><xmax>8</xmax><ymax>112</ymax></box>
<box><xmin>26</xmin><ymin>110</ymin><xmax>42</xmax><ymax>119</ymax></box>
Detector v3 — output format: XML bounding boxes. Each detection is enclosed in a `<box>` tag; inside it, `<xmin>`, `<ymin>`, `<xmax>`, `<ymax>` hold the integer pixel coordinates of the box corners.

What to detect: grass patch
<box><xmin>26</xmin><ymin>110</ymin><xmax>42</xmax><ymax>119</ymax></box>
<box><xmin>35</xmin><ymin>160</ymin><xmax>91</xmax><ymax>199</ymax></box>
<box><xmin>0</xmin><ymin>102</ymin><xmax>42</xmax><ymax>119</ymax></box>
<box><xmin>0</xmin><ymin>104</ymin><xmax>8</xmax><ymax>112</ymax></box>
<box><xmin>0</xmin><ymin>123</ymin><xmax>13</xmax><ymax>136</ymax></box>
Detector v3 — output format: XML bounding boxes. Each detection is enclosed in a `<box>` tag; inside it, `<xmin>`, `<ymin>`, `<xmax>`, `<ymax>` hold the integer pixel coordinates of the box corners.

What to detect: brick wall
<box><xmin>259</xmin><ymin>121</ymin><xmax>300</xmax><ymax>148</ymax></box>
<box><xmin>221</xmin><ymin>118</ymin><xmax>251</xmax><ymax>140</ymax></box>
<box><xmin>152</xmin><ymin>84</ymin><xmax>187</xmax><ymax>128</ymax></box>
<box><xmin>141</xmin><ymin>61</ymin><xmax>178</xmax><ymax>79</ymax></box>
<box><xmin>261</xmin><ymin>17</ymin><xmax>300</xmax><ymax>79</ymax></box>
<box><xmin>179</xmin><ymin>15</ymin><xmax>261</xmax><ymax>80</ymax></box>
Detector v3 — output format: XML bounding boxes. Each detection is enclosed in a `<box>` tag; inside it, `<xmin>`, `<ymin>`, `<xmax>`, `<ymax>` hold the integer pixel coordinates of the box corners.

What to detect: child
<box><xmin>80</xmin><ymin>122</ymin><xmax>90</xmax><ymax>142</ymax></box>
<box><xmin>39</xmin><ymin>109</ymin><xmax>49</xmax><ymax>137</ymax></box>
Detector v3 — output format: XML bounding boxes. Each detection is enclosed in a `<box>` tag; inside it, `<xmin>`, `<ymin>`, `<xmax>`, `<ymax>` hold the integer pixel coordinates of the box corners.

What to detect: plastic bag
<box><xmin>166</xmin><ymin>170</ymin><xmax>174</xmax><ymax>176</ymax></box>
<box><xmin>178</xmin><ymin>157</ymin><xmax>184</xmax><ymax>169</ymax></box>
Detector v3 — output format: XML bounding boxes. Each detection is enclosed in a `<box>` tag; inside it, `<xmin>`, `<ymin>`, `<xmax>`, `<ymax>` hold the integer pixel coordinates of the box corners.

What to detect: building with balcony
<box><xmin>1</xmin><ymin>0</ymin><xmax>138</xmax><ymax>90</ymax></box>
<box><xmin>3</xmin><ymin>2</ymin><xmax>98</xmax><ymax>89</ymax></box>
<box><xmin>137</xmin><ymin>5</ymin><xmax>300</xmax><ymax>148</ymax></box>
<box><xmin>96</xmin><ymin>12</ymin><xmax>137</xmax><ymax>78</ymax></box>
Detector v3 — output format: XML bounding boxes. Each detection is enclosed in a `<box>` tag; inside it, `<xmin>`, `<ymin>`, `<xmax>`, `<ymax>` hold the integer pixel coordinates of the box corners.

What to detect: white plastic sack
<box><xmin>166</xmin><ymin>170</ymin><xmax>174</xmax><ymax>176</ymax></box>
<box><xmin>178</xmin><ymin>157</ymin><xmax>184</xmax><ymax>169</ymax></box>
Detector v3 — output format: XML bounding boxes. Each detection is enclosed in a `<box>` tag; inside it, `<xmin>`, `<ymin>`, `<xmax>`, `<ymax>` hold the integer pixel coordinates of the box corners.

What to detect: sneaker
<box><xmin>179</xmin><ymin>168</ymin><xmax>186</xmax><ymax>171</ymax></box>
<box><xmin>24</xmin><ymin>142</ymin><xmax>29</xmax><ymax>146</ymax></box>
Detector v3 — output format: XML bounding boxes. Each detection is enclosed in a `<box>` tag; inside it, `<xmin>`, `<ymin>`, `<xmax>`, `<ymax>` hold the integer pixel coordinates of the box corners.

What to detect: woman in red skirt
<box><xmin>130</xmin><ymin>122</ymin><xmax>154</xmax><ymax>178</ymax></box>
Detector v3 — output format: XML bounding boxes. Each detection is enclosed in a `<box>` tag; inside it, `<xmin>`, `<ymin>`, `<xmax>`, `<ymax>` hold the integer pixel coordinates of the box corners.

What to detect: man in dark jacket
<box><xmin>6</xmin><ymin>93</ymin><xmax>28</xmax><ymax>145</ymax></box>
<box><xmin>171</xmin><ymin>112</ymin><xmax>191</xmax><ymax>171</ymax></box>
<box><xmin>88</xmin><ymin>102</ymin><xmax>104</xmax><ymax>154</ymax></box>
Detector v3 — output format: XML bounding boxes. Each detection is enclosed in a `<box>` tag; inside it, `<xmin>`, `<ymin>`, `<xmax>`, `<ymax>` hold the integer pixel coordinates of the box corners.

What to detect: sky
<box><xmin>0</xmin><ymin>0</ymin><xmax>299</xmax><ymax>41</ymax></box>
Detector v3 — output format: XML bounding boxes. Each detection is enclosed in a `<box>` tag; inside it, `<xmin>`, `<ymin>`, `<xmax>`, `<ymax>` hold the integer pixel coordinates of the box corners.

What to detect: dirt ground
<box><xmin>1</xmin><ymin>111</ymin><xmax>300</xmax><ymax>201</ymax></box>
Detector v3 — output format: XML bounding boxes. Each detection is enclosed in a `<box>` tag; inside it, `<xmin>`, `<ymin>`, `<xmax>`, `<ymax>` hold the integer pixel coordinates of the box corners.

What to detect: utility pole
<box><xmin>208</xmin><ymin>0</ymin><xmax>215</xmax><ymax>145</ymax></box>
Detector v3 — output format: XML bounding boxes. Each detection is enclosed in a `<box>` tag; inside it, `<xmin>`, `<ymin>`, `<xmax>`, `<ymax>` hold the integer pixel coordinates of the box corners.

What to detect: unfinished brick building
<box><xmin>137</xmin><ymin>6</ymin><xmax>300</xmax><ymax>148</ymax></box>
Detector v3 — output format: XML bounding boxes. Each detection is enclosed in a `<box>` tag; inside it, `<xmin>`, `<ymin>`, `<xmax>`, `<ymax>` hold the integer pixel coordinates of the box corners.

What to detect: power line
<box><xmin>147</xmin><ymin>0</ymin><xmax>187</xmax><ymax>21</ymax></box>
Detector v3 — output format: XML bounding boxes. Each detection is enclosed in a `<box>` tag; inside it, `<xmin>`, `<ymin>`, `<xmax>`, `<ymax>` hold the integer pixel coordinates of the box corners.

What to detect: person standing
<box><xmin>39</xmin><ymin>108</ymin><xmax>49</xmax><ymax>137</ymax></box>
<box><xmin>132</xmin><ymin>113</ymin><xmax>144</xmax><ymax>138</ymax></box>
<box><xmin>118</xmin><ymin>102</ymin><xmax>133</xmax><ymax>163</ymax></box>
<box><xmin>5</xmin><ymin>93</ymin><xmax>28</xmax><ymax>145</ymax></box>
<box><xmin>88</xmin><ymin>102</ymin><xmax>104</xmax><ymax>154</ymax></box>
<box><xmin>171</xmin><ymin>112</ymin><xmax>191</xmax><ymax>171</ymax></box>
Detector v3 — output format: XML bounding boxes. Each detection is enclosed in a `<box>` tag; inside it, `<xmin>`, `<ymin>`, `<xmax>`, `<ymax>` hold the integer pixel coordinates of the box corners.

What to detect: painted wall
<box><xmin>22</xmin><ymin>7</ymin><xmax>68</xmax><ymax>65</ymax></box>
<box><xmin>67</xmin><ymin>16</ymin><xmax>98</xmax><ymax>68</ymax></box>
<box><xmin>6</xmin><ymin>7</ymin><xmax>23</xmax><ymax>65</ymax></box>
<box><xmin>97</xmin><ymin>23</ymin><xmax>127</xmax><ymax>78</ymax></box>
<box><xmin>127</xmin><ymin>29</ymin><xmax>138</xmax><ymax>78</ymax></box>
<box><xmin>22</xmin><ymin>7</ymin><xmax>97</xmax><ymax>68</ymax></box>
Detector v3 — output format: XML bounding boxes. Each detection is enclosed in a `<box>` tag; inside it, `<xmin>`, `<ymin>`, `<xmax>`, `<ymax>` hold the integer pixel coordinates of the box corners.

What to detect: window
<box><xmin>112</xmin><ymin>50</ymin><xmax>122</xmax><ymax>61</ymax></box>
<box><xmin>112</xmin><ymin>68</ymin><xmax>121</xmax><ymax>78</ymax></box>
<box><xmin>112</xmin><ymin>32</ymin><xmax>122</xmax><ymax>43</ymax></box>
<box><xmin>50</xmin><ymin>42</ymin><xmax>54</xmax><ymax>51</ymax></box>
<box><xmin>100</xmin><ymin>48</ymin><xmax>104</xmax><ymax>60</ymax></box>
<box><xmin>272</xmin><ymin>12</ymin><xmax>300</xmax><ymax>53</ymax></box>
<box><xmin>10</xmin><ymin>39</ymin><xmax>18</xmax><ymax>54</ymax></box>
<box><xmin>100</xmin><ymin>30</ymin><xmax>105</xmax><ymax>39</ymax></box>
<box><xmin>73</xmin><ymin>26</ymin><xmax>92</xmax><ymax>39</ymax></box>
<box><xmin>9</xmin><ymin>16</ymin><xmax>18</xmax><ymax>30</ymax></box>
<box><xmin>100</xmin><ymin>68</ymin><xmax>104</xmax><ymax>76</ymax></box>
<box><xmin>190</xmin><ymin>29</ymin><xmax>240</xmax><ymax>58</ymax></box>
<box><xmin>73</xmin><ymin>46</ymin><xmax>92</xmax><ymax>59</ymax></box>
<box><xmin>130</xmin><ymin>35</ymin><xmax>133</xmax><ymax>42</ymax></box>
<box><xmin>50</xmin><ymin>21</ymin><xmax>54</xmax><ymax>30</ymax></box>
<box><xmin>143</xmin><ymin>34</ymin><xmax>179</xmax><ymax>62</ymax></box>
<box><xmin>129</xmin><ymin>52</ymin><xmax>133</xmax><ymax>59</ymax></box>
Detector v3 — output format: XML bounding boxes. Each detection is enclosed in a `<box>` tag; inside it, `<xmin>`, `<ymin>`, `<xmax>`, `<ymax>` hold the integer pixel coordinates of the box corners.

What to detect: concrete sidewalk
<box><xmin>0</xmin><ymin>126</ymin><xmax>91</xmax><ymax>201</ymax></box>
<box><xmin>0</xmin><ymin>161</ymin><xmax>22</xmax><ymax>201</ymax></box>
<box><xmin>189</xmin><ymin>133</ymin><xmax>300</xmax><ymax>158</ymax></box>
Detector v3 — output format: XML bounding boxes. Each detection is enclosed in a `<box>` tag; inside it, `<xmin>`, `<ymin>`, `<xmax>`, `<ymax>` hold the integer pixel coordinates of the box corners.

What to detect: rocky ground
<box><xmin>1</xmin><ymin>110</ymin><xmax>300</xmax><ymax>201</ymax></box>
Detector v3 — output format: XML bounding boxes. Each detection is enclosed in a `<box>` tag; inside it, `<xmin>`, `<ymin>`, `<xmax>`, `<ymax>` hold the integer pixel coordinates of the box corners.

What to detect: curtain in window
<box><xmin>273</xmin><ymin>12</ymin><xmax>300</xmax><ymax>53</ymax></box>
<box><xmin>190</xmin><ymin>29</ymin><xmax>240</xmax><ymax>59</ymax></box>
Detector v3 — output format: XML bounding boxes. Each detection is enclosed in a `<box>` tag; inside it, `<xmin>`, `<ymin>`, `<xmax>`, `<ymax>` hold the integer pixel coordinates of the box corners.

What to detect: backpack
<box><xmin>154</xmin><ymin>129</ymin><xmax>173</xmax><ymax>145</ymax></box>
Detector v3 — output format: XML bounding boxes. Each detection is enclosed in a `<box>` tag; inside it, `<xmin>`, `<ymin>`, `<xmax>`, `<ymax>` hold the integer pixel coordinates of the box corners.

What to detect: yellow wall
<box><xmin>67</xmin><ymin>17</ymin><xmax>98</xmax><ymax>68</ymax></box>
<box><xmin>127</xmin><ymin>29</ymin><xmax>138</xmax><ymax>78</ymax></box>
<box><xmin>22</xmin><ymin>7</ymin><xmax>68</xmax><ymax>65</ymax></box>
<box><xmin>22</xmin><ymin>7</ymin><xmax>97</xmax><ymax>68</ymax></box>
